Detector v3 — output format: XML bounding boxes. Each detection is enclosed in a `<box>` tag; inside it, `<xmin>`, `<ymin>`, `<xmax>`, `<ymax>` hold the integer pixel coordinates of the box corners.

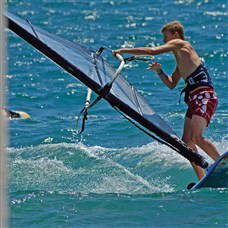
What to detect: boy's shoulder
<box><xmin>167</xmin><ymin>39</ymin><xmax>189</xmax><ymax>45</ymax></box>
<box><xmin>167</xmin><ymin>39</ymin><xmax>193</xmax><ymax>50</ymax></box>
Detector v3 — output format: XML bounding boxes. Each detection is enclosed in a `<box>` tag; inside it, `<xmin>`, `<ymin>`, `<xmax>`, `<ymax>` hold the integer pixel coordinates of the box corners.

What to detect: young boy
<box><xmin>113</xmin><ymin>21</ymin><xmax>220</xmax><ymax>183</ymax></box>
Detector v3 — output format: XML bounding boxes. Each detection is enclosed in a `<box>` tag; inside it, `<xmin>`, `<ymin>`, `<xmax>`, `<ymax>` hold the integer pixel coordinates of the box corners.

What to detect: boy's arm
<box><xmin>113</xmin><ymin>40</ymin><xmax>184</xmax><ymax>56</ymax></box>
<box><xmin>148</xmin><ymin>63</ymin><xmax>182</xmax><ymax>89</ymax></box>
<box><xmin>159</xmin><ymin>66</ymin><xmax>182</xmax><ymax>89</ymax></box>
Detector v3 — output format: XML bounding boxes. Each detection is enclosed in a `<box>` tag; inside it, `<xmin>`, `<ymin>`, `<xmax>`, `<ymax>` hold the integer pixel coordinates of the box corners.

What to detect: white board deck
<box><xmin>192</xmin><ymin>151</ymin><xmax>228</xmax><ymax>189</ymax></box>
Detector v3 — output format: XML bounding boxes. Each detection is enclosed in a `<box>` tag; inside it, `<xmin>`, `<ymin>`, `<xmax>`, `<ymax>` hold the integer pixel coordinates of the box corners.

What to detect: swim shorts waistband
<box><xmin>189</xmin><ymin>87</ymin><xmax>214</xmax><ymax>98</ymax></box>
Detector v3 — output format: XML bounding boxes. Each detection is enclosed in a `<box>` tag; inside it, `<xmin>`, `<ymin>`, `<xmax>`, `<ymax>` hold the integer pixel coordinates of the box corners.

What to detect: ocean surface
<box><xmin>6</xmin><ymin>0</ymin><xmax>227</xmax><ymax>227</ymax></box>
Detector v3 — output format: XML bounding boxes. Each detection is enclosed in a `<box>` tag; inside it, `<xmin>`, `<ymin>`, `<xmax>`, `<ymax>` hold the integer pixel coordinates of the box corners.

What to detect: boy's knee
<box><xmin>182</xmin><ymin>136</ymin><xmax>192</xmax><ymax>146</ymax></box>
<box><xmin>190</xmin><ymin>134</ymin><xmax>203</xmax><ymax>145</ymax></box>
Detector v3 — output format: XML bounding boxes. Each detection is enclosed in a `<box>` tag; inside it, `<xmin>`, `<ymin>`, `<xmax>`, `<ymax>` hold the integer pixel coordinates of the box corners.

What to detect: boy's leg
<box><xmin>190</xmin><ymin>115</ymin><xmax>220</xmax><ymax>161</ymax></box>
<box><xmin>182</xmin><ymin>117</ymin><xmax>205</xmax><ymax>180</ymax></box>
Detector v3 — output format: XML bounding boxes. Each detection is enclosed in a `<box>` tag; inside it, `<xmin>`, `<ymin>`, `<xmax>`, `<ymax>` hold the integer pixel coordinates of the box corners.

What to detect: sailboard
<box><xmin>5</xmin><ymin>11</ymin><xmax>209</xmax><ymax>168</ymax></box>
<box><xmin>192</xmin><ymin>151</ymin><xmax>228</xmax><ymax>189</ymax></box>
<box><xmin>3</xmin><ymin>109</ymin><xmax>30</xmax><ymax>119</ymax></box>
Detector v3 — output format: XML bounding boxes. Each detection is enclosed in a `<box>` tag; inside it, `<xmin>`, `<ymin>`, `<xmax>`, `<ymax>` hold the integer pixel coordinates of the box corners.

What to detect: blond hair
<box><xmin>161</xmin><ymin>21</ymin><xmax>185</xmax><ymax>40</ymax></box>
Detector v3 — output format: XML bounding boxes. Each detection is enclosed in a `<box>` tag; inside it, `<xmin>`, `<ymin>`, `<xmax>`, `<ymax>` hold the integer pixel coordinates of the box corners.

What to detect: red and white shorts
<box><xmin>186</xmin><ymin>88</ymin><xmax>218</xmax><ymax>126</ymax></box>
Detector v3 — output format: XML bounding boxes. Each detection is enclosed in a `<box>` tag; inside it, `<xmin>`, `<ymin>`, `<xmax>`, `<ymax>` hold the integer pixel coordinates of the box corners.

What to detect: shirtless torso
<box><xmin>172</xmin><ymin>41</ymin><xmax>201</xmax><ymax>78</ymax></box>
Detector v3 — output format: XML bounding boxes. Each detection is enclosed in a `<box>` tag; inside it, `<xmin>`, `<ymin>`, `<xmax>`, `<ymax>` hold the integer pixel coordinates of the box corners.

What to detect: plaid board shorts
<box><xmin>186</xmin><ymin>88</ymin><xmax>218</xmax><ymax>126</ymax></box>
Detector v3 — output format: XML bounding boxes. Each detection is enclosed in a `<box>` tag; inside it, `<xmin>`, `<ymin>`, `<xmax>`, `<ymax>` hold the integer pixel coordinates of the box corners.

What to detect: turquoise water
<box><xmin>6</xmin><ymin>0</ymin><xmax>227</xmax><ymax>227</ymax></box>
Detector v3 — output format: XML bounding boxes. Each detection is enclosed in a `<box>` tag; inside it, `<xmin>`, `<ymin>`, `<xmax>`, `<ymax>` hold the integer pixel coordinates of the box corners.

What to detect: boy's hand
<box><xmin>113</xmin><ymin>49</ymin><xmax>123</xmax><ymax>57</ymax></box>
<box><xmin>147</xmin><ymin>62</ymin><xmax>162</xmax><ymax>73</ymax></box>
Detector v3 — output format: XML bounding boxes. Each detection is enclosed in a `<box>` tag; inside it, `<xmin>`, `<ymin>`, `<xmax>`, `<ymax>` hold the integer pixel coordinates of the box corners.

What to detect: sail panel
<box><xmin>6</xmin><ymin>11</ymin><xmax>175</xmax><ymax>136</ymax></box>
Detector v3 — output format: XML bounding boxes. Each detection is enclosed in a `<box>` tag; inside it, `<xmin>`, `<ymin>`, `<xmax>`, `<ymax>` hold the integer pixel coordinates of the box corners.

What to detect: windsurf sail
<box><xmin>5</xmin><ymin>11</ymin><xmax>208</xmax><ymax>168</ymax></box>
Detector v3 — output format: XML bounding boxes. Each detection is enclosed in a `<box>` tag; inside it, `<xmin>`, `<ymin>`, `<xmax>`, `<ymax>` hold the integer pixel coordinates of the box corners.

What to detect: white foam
<box><xmin>8</xmin><ymin>137</ymin><xmax>228</xmax><ymax>194</ymax></box>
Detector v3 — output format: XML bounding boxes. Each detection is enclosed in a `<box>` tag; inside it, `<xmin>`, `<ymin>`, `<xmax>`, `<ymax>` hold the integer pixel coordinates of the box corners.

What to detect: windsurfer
<box><xmin>113</xmin><ymin>21</ymin><xmax>220</xmax><ymax>181</ymax></box>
